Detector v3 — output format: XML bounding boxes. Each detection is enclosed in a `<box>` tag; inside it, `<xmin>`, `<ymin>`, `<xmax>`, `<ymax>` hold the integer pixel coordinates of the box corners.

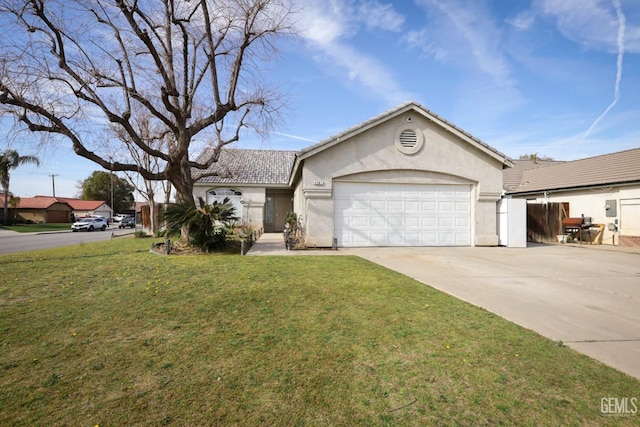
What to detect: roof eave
<box><xmin>297</xmin><ymin>102</ymin><xmax>512</xmax><ymax>167</ymax></box>
<box><xmin>506</xmin><ymin>179</ymin><xmax>640</xmax><ymax>196</ymax></box>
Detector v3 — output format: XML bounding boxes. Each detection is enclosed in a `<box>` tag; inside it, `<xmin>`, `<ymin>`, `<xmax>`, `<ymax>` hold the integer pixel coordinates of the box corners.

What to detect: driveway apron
<box><xmin>346</xmin><ymin>244</ymin><xmax>640</xmax><ymax>379</ymax></box>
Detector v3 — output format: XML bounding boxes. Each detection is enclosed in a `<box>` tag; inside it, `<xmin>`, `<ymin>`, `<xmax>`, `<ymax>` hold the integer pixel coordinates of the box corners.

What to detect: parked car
<box><xmin>113</xmin><ymin>214</ymin><xmax>132</xmax><ymax>223</ymax></box>
<box><xmin>71</xmin><ymin>217</ymin><xmax>107</xmax><ymax>232</ymax></box>
<box><xmin>119</xmin><ymin>216</ymin><xmax>136</xmax><ymax>229</ymax></box>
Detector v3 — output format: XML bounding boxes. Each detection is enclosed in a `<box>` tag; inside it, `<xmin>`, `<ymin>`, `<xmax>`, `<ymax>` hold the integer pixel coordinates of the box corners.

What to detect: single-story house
<box><xmin>58</xmin><ymin>197</ymin><xmax>113</xmax><ymax>220</ymax></box>
<box><xmin>505</xmin><ymin>148</ymin><xmax>640</xmax><ymax>246</ymax></box>
<box><xmin>194</xmin><ymin>102</ymin><xmax>513</xmax><ymax>248</ymax></box>
<box><xmin>1</xmin><ymin>196</ymin><xmax>73</xmax><ymax>223</ymax></box>
<box><xmin>1</xmin><ymin>195</ymin><xmax>113</xmax><ymax>224</ymax></box>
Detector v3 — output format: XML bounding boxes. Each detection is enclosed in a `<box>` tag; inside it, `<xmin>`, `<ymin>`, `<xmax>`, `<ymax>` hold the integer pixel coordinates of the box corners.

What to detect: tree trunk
<box><xmin>3</xmin><ymin>191</ymin><xmax>8</xmax><ymax>225</ymax></box>
<box><xmin>166</xmin><ymin>153</ymin><xmax>196</xmax><ymax>243</ymax></box>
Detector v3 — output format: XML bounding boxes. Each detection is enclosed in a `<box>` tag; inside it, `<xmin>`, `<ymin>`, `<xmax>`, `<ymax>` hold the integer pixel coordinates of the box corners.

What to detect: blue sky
<box><xmin>5</xmin><ymin>0</ymin><xmax>640</xmax><ymax>199</ymax></box>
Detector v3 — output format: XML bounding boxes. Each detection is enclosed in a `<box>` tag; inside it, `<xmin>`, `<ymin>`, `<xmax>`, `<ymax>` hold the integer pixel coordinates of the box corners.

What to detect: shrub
<box><xmin>163</xmin><ymin>197</ymin><xmax>238</xmax><ymax>252</ymax></box>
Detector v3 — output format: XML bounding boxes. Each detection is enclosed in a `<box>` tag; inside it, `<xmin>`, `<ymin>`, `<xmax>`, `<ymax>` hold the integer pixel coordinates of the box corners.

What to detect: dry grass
<box><xmin>0</xmin><ymin>238</ymin><xmax>638</xmax><ymax>426</ymax></box>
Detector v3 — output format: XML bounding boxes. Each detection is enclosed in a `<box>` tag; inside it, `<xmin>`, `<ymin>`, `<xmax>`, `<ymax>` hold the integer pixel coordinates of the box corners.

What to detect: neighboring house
<box><xmin>503</xmin><ymin>159</ymin><xmax>565</xmax><ymax>191</ymax></box>
<box><xmin>1</xmin><ymin>196</ymin><xmax>73</xmax><ymax>223</ymax></box>
<box><xmin>0</xmin><ymin>195</ymin><xmax>113</xmax><ymax>224</ymax></box>
<box><xmin>505</xmin><ymin>148</ymin><xmax>640</xmax><ymax>246</ymax></box>
<box><xmin>194</xmin><ymin>102</ymin><xmax>513</xmax><ymax>247</ymax></box>
<box><xmin>58</xmin><ymin>197</ymin><xmax>113</xmax><ymax>219</ymax></box>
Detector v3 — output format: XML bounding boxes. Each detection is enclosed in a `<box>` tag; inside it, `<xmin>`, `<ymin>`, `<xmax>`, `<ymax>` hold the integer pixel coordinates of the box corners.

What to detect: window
<box><xmin>207</xmin><ymin>188</ymin><xmax>243</xmax><ymax>220</ymax></box>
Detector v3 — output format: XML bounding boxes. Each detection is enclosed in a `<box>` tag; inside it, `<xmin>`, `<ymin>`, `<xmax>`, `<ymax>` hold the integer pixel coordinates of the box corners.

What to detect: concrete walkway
<box><xmin>350</xmin><ymin>245</ymin><xmax>640</xmax><ymax>379</ymax></box>
<box><xmin>248</xmin><ymin>234</ymin><xmax>640</xmax><ymax>379</ymax></box>
<box><xmin>246</xmin><ymin>233</ymin><xmax>343</xmax><ymax>256</ymax></box>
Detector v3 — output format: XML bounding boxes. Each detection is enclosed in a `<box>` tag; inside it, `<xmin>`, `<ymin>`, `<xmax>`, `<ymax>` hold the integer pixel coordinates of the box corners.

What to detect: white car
<box><xmin>113</xmin><ymin>214</ymin><xmax>131</xmax><ymax>223</ymax></box>
<box><xmin>71</xmin><ymin>217</ymin><xmax>107</xmax><ymax>232</ymax></box>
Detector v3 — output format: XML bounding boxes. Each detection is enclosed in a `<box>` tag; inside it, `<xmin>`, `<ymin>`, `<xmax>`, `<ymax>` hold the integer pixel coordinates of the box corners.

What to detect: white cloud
<box><xmin>536</xmin><ymin>0</ymin><xmax>640</xmax><ymax>53</ymax></box>
<box><xmin>412</xmin><ymin>0</ymin><xmax>520</xmax><ymax>92</ymax></box>
<box><xmin>584</xmin><ymin>0</ymin><xmax>626</xmax><ymax>137</ymax></box>
<box><xmin>506</xmin><ymin>11</ymin><xmax>536</xmax><ymax>30</ymax></box>
<box><xmin>403</xmin><ymin>29</ymin><xmax>449</xmax><ymax>62</ymax></box>
<box><xmin>297</xmin><ymin>1</ymin><xmax>413</xmax><ymax>105</ymax></box>
<box><xmin>357</xmin><ymin>1</ymin><xmax>405</xmax><ymax>32</ymax></box>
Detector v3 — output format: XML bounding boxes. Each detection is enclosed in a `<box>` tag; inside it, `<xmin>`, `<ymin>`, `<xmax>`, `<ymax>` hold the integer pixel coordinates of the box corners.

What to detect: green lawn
<box><xmin>0</xmin><ymin>223</ymin><xmax>72</xmax><ymax>233</ymax></box>
<box><xmin>0</xmin><ymin>239</ymin><xmax>638</xmax><ymax>426</ymax></box>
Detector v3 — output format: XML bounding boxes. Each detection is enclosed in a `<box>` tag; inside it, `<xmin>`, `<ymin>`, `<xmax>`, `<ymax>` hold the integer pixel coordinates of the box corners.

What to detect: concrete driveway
<box><xmin>347</xmin><ymin>244</ymin><xmax>640</xmax><ymax>379</ymax></box>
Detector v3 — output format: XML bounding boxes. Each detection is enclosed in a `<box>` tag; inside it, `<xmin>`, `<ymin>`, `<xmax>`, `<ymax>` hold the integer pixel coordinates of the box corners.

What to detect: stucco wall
<box><xmin>193</xmin><ymin>184</ymin><xmax>266</xmax><ymax>230</ymax></box>
<box><xmin>296</xmin><ymin>111</ymin><xmax>505</xmax><ymax>247</ymax></box>
<box><xmin>515</xmin><ymin>185</ymin><xmax>640</xmax><ymax>245</ymax></box>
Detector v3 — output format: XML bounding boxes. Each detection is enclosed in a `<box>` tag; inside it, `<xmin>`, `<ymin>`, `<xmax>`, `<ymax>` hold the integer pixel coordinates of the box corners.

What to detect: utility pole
<box><xmin>49</xmin><ymin>174</ymin><xmax>58</xmax><ymax>197</ymax></box>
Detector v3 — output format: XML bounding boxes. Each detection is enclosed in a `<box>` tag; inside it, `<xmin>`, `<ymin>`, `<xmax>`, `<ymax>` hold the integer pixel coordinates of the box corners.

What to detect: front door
<box><xmin>265</xmin><ymin>196</ymin><xmax>292</xmax><ymax>232</ymax></box>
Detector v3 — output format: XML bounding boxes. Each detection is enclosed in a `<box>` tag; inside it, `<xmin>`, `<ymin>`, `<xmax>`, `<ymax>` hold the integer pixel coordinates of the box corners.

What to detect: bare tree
<box><xmin>0</xmin><ymin>0</ymin><xmax>295</xmax><ymax>237</ymax></box>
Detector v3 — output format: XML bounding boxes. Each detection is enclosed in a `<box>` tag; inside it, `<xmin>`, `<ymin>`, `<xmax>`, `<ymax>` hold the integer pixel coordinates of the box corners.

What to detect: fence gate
<box><xmin>526</xmin><ymin>202</ymin><xmax>569</xmax><ymax>243</ymax></box>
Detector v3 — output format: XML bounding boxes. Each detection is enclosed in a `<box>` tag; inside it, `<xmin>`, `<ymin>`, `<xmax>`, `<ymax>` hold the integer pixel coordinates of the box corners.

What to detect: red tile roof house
<box><xmin>58</xmin><ymin>198</ymin><xmax>113</xmax><ymax>220</ymax></box>
<box><xmin>0</xmin><ymin>196</ymin><xmax>112</xmax><ymax>224</ymax></box>
<box><xmin>0</xmin><ymin>196</ymin><xmax>73</xmax><ymax>224</ymax></box>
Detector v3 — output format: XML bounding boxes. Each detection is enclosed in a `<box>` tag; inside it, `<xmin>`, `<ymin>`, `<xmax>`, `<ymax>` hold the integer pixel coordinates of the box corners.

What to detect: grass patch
<box><xmin>0</xmin><ymin>239</ymin><xmax>638</xmax><ymax>425</ymax></box>
<box><xmin>1</xmin><ymin>223</ymin><xmax>72</xmax><ymax>233</ymax></box>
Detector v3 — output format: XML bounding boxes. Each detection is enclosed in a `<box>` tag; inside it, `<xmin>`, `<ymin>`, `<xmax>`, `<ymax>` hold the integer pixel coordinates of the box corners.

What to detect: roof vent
<box><xmin>399</xmin><ymin>129</ymin><xmax>418</xmax><ymax>148</ymax></box>
<box><xmin>394</xmin><ymin>127</ymin><xmax>424</xmax><ymax>155</ymax></box>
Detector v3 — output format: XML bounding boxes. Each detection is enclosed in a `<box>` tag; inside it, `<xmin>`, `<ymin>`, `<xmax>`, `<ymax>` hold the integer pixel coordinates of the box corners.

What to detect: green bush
<box><xmin>163</xmin><ymin>197</ymin><xmax>237</xmax><ymax>252</ymax></box>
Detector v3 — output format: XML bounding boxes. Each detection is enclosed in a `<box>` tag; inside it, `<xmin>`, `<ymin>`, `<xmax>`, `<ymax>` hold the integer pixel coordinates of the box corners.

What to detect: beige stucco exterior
<box><xmin>512</xmin><ymin>185</ymin><xmax>640</xmax><ymax>245</ymax></box>
<box><xmin>292</xmin><ymin>107</ymin><xmax>507</xmax><ymax>247</ymax></box>
<box><xmin>193</xmin><ymin>185</ymin><xmax>267</xmax><ymax>229</ymax></box>
<box><xmin>192</xmin><ymin>103</ymin><xmax>511</xmax><ymax>247</ymax></box>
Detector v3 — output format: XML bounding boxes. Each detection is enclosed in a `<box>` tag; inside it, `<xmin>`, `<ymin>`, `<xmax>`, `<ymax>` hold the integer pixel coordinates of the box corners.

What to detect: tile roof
<box><xmin>0</xmin><ymin>195</ymin><xmax>109</xmax><ymax>210</ymax></box>
<box><xmin>298</xmin><ymin>101</ymin><xmax>513</xmax><ymax>166</ymax></box>
<box><xmin>16</xmin><ymin>196</ymin><xmax>70</xmax><ymax>209</ymax></box>
<box><xmin>194</xmin><ymin>148</ymin><xmax>296</xmax><ymax>185</ymax></box>
<box><xmin>506</xmin><ymin>147</ymin><xmax>640</xmax><ymax>194</ymax></box>
<box><xmin>57</xmin><ymin>198</ymin><xmax>110</xmax><ymax>211</ymax></box>
<box><xmin>503</xmin><ymin>159</ymin><xmax>565</xmax><ymax>191</ymax></box>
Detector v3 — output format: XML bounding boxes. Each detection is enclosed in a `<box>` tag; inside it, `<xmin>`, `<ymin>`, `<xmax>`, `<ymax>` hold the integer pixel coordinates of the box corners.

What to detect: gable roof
<box><xmin>57</xmin><ymin>198</ymin><xmax>110</xmax><ymax>211</ymax></box>
<box><xmin>0</xmin><ymin>195</ymin><xmax>110</xmax><ymax>210</ymax></box>
<box><xmin>503</xmin><ymin>159</ymin><xmax>565</xmax><ymax>191</ymax></box>
<box><xmin>507</xmin><ymin>147</ymin><xmax>640</xmax><ymax>194</ymax></box>
<box><xmin>10</xmin><ymin>196</ymin><xmax>71</xmax><ymax>210</ymax></box>
<box><xmin>297</xmin><ymin>101</ymin><xmax>513</xmax><ymax>167</ymax></box>
<box><xmin>194</xmin><ymin>148</ymin><xmax>296</xmax><ymax>186</ymax></box>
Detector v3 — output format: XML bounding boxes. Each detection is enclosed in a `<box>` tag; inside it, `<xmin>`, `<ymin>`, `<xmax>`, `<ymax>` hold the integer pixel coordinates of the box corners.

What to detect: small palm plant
<box><xmin>163</xmin><ymin>197</ymin><xmax>238</xmax><ymax>252</ymax></box>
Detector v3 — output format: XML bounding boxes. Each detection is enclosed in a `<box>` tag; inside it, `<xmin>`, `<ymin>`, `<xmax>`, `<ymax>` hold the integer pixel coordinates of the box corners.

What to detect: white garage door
<box><xmin>334</xmin><ymin>182</ymin><xmax>471</xmax><ymax>247</ymax></box>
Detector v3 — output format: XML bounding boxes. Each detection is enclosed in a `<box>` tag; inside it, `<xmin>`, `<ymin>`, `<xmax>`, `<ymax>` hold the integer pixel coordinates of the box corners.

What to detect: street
<box><xmin>0</xmin><ymin>227</ymin><xmax>137</xmax><ymax>255</ymax></box>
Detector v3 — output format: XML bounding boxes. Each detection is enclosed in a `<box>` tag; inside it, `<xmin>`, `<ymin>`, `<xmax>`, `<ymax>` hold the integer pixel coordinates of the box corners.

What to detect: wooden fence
<box><xmin>526</xmin><ymin>202</ymin><xmax>569</xmax><ymax>243</ymax></box>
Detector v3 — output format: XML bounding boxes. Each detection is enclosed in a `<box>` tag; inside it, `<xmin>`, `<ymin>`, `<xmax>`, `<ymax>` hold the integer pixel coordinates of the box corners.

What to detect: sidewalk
<box><xmin>0</xmin><ymin>228</ymin><xmax>19</xmax><ymax>237</ymax></box>
<box><xmin>247</xmin><ymin>233</ymin><xmax>640</xmax><ymax>256</ymax></box>
<box><xmin>246</xmin><ymin>233</ymin><xmax>343</xmax><ymax>256</ymax></box>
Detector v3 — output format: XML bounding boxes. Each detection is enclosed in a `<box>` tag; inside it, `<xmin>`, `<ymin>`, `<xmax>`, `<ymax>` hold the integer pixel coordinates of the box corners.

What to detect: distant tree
<box><xmin>80</xmin><ymin>171</ymin><xmax>135</xmax><ymax>214</ymax></box>
<box><xmin>1</xmin><ymin>150</ymin><xmax>40</xmax><ymax>224</ymax></box>
<box><xmin>518</xmin><ymin>153</ymin><xmax>555</xmax><ymax>162</ymax></box>
<box><xmin>8</xmin><ymin>194</ymin><xmax>20</xmax><ymax>223</ymax></box>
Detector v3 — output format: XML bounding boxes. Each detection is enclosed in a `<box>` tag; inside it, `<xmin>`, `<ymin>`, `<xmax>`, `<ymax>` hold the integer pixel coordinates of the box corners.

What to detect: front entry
<box><xmin>264</xmin><ymin>193</ymin><xmax>292</xmax><ymax>232</ymax></box>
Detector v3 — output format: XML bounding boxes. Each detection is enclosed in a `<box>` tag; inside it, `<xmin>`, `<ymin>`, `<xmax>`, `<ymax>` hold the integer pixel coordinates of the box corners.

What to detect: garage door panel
<box><xmin>405</xmin><ymin>201</ymin><xmax>420</xmax><ymax>211</ymax></box>
<box><xmin>423</xmin><ymin>201</ymin><xmax>437</xmax><ymax>211</ymax></box>
<box><xmin>388</xmin><ymin>200</ymin><xmax>403</xmax><ymax>211</ymax></box>
<box><xmin>370</xmin><ymin>217</ymin><xmax>385</xmax><ymax>227</ymax></box>
<box><xmin>439</xmin><ymin>201</ymin><xmax>454</xmax><ymax>211</ymax></box>
<box><xmin>334</xmin><ymin>183</ymin><xmax>471</xmax><ymax>247</ymax></box>
<box><xmin>406</xmin><ymin>216</ymin><xmax>421</xmax><ymax>227</ymax></box>
<box><xmin>455</xmin><ymin>217</ymin><xmax>470</xmax><ymax>227</ymax></box>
